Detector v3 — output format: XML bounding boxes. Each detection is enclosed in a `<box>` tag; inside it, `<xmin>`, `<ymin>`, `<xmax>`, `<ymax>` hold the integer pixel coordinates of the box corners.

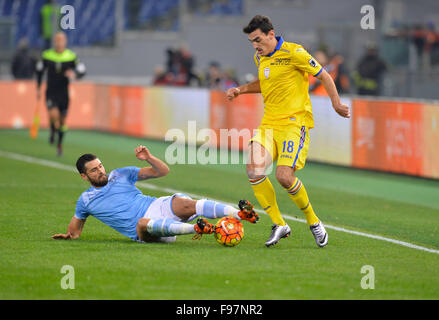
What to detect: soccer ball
<box><xmin>214</xmin><ymin>217</ymin><xmax>244</xmax><ymax>247</ymax></box>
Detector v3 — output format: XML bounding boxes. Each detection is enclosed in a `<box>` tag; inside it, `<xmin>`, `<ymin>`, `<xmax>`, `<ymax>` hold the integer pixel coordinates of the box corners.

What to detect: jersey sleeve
<box><xmin>74</xmin><ymin>196</ymin><xmax>90</xmax><ymax>220</ymax></box>
<box><xmin>35</xmin><ymin>55</ymin><xmax>47</xmax><ymax>89</ymax></box>
<box><xmin>74</xmin><ymin>56</ymin><xmax>86</xmax><ymax>79</ymax></box>
<box><xmin>291</xmin><ymin>46</ymin><xmax>323</xmax><ymax>77</ymax></box>
<box><xmin>114</xmin><ymin>167</ymin><xmax>141</xmax><ymax>184</ymax></box>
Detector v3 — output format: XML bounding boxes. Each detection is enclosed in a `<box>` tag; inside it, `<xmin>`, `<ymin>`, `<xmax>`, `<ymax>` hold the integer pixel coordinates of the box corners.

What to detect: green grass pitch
<box><xmin>1</xmin><ymin>129</ymin><xmax>438</xmax><ymax>299</ymax></box>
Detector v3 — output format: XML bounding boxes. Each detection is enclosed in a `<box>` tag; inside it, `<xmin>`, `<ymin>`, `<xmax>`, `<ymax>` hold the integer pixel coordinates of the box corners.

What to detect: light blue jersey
<box><xmin>75</xmin><ymin>167</ymin><xmax>156</xmax><ymax>240</ymax></box>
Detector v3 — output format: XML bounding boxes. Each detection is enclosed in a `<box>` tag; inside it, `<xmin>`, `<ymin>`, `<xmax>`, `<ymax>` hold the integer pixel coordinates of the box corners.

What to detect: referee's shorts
<box><xmin>46</xmin><ymin>92</ymin><xmax>69</xmax><ymax>117</ymax></box>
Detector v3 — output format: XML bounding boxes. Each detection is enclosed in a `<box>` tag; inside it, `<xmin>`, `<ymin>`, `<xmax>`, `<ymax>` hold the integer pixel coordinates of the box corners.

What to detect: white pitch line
<box><xmin>1</xmin><ymin>149</ymin><xmax>439</xmax><ymax>255</ymax></box>
<box><xmin>0</xmin><ymin>150</ymin><xmax>76</xmax><ymax>173</ymax></box>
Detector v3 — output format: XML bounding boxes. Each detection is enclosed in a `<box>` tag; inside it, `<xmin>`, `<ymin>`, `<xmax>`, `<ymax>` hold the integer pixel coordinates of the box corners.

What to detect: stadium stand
<box><xmin>0</xmin><ymin>0</ymin><xmax>116</xmax><ymax>47</ymax></box>
<box><xmin>0</xmin><ymin>0</ymin><xmax>44</xmax><ymax>48</ymax></box>
<box><xmin>0</xmin><ymin>0</ymin><xmax>245</xmax><ymax>46</ymax></box>
<box><xmin>1</xmin><ymin>0</ymin><xmax>439</xmax><ymax>99</ymax></box>
<box><xmin>124</xmin><ymin>0</ymin><xmax>180</xmax><ymax>31</ymax></box>
<box><xmin>188</xmin><ymin>0</ymin><xmax>243</xmax><ymax>16</ymax></box>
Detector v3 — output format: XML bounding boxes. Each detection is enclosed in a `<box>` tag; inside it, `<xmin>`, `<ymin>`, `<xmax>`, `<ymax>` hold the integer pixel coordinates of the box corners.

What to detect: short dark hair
<box><xmin>76</xmin><ymin>153</ymin><xmax>97</xmax><ymax>174</ymax></box>
<box><xmin>243</xmin><ymin>15</ymin><xmax>274</xmax><ymax>34</ymax></box>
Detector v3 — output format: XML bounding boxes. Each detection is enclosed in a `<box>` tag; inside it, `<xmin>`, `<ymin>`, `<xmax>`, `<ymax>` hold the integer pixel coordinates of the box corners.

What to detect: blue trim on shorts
<box><xmin>169</xmin><ymin>194</ymin><xmax>179</xmax><ymax>217</ymax></box>
<box><xmin>292</xmin><ymin>126</ymin><xmax>306</xmax><ymax>169</ymax></box>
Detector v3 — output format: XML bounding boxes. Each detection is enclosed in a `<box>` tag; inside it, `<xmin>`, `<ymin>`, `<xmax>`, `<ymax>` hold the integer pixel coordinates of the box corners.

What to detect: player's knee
<box><xmin>137</xmin><ymin>218</ymin><xmax>154</xmax><ymax>242</ymax></box>
<box><xmin>172</xmin><ymin>197</ymin><xmax>196</xmax><ymax>220</ymax></box>
<box><xmin>275</xmin><ymin>167</ymin><xmax>295</xmax><ymax>188</ymax></box>
<box><xmin>137</xmin><ymin>218</ymin><xmax>164</xmax><ymax>243</ymax></box>
<box><xmin>246</xmin><ymin>163</ymin><xmax>256</xmax><ymax>179</ymax></box>
<box><xmin>181</xmin><ymin>199</ymin><xmax>196</xmax><ymax>215</ymax></box>
<box><xmin>246</xmin><ymin>163</ymin><xmax>265</xmax><ymax>179</ymax></box>
<box><xmin>137</xmin><ymin>218</ymin><xmax>150</xmax><ymax>232</ymax></box>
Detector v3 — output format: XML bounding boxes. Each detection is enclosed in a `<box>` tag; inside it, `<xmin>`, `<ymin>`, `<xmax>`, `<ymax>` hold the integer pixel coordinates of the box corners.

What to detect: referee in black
<box><xmin>36</xmin><ymin>32</ymin><xmax>86</xmax><ymax>156</ymax></box>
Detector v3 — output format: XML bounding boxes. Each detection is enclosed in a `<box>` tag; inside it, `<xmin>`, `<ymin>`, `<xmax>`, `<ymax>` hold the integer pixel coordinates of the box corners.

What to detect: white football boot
<box><xmin>265</xmin><ymin>224</ymin><xmax>291</xmax><ymax>247</ymax></box>
<box><xmin>310</xmin><ymin>221</ymin><xmax>328</xmax><ymax>247</ymax></box>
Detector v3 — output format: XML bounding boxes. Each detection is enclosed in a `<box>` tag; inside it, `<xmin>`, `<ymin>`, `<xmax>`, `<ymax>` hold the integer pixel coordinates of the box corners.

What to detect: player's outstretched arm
<box><xmin>64</xmin><ymin>60</ymin><xmax>86</xmax><ymax>80</ymax></box>
<box><xmin>316</xmin><ymin>69</ymin><xmax>351</xmax><ymax>118</ymax></box>
<box><xmin>135</xmin><ymin>145</ymin><xmax>170</xmax><ymax>180</ymax></box>
<box><xmin>52</xmin><ymin>216</ymin><xmax>85</xmax><ymax>240</ymax></box>
<box><xmin>226</xmin><ymin>79</ymin><xmax>261</xmax><ymax>101</ymax></box>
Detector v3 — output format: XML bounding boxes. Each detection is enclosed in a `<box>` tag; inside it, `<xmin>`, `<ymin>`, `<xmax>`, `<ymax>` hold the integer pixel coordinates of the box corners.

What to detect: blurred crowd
<box><xmin>309</xmin><ymin>49</ymin><xmax>350</xmax><ymax>96</ymax></box>
<box><xmin>5</xmin><ymin>0</ymin><xmax>439</xmax><ymax>99</ymax></box>
<box><xmin>388</xmin><ymin>22</ymin><xmax>439</xmax><ymax>67</ymax></box>
<box><xmin>10</xmin><ymin>0</ymin><xmax>59</xmax><ymax>80</ymax></box>
<box><xmin>411</xmin><ymin>23</ymin><xmax>439</xmax><ymax>61</ymax></box>
<box><xmin>11</xmin><ymin>38</ymin><xmax>37</xmax><ymax>80</ymax></box>
<box><xmin>11</xmin><ymin>35</ymin><xmax>388</xmax><ymax>97</ymax></box>
<box><xmin>310</xmin><ymin>45</ymin><xmax>388</xmax><ymax>97</ymax></box>
<box><xmin>153</xmin><ymin>45</ymin><xmax>240</xmax><ymax>90</ymax></box>
<box><xmin>152</xmin><ymin>43</ymin><xmax>390</xmax><ymax>96</ymax></box>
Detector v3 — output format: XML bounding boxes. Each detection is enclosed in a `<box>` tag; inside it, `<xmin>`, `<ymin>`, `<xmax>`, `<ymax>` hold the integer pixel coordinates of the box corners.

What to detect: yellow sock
<box><xmin>250</xmin><ymin>176</ymin><xmax>286</xmax><ymax>226</ymax></box>
<box><xmin>286</xmin><ymin>178</ymin><xmax>319</xmax><ymax>226</ymax></box>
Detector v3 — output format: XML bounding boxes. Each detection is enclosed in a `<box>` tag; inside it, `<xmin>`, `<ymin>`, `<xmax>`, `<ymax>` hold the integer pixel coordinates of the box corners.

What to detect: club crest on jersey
<box><xmin>264</xmin><ymin>67</ymin><xmax>270</xmax><ymax>79</ymax></box>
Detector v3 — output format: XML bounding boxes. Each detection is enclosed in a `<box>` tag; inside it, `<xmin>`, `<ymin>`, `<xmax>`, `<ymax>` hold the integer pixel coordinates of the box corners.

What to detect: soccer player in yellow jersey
<box><xmin>227</xmin><ymin>15</ymin><xmax>350</xmax><ymax>247</ymax></box>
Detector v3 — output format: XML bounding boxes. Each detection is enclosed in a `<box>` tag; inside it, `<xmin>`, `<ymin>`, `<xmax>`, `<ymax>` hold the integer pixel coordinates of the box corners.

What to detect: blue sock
<box><xmin>146</xmin><ymin>219</ymin><xmax>195</xmax><ymax>237</ymax></box>
<box><xmin>195</xmin><ymin>199</ymin><xmax>239</xmax><ymax>219</ymax></box>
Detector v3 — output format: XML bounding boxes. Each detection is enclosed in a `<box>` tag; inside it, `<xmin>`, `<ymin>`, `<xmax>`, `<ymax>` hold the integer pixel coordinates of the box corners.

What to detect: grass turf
<box><xmin>0</xmin><ymin>129</ymin><xmax>438</xmax><ymax>299</ymax></box>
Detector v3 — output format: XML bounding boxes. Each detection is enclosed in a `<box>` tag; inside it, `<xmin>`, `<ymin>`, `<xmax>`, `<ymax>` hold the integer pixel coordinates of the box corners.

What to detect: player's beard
<box><xmin>88</xmin><ymin>173</ymin><xmax>108</xmax><ymax>187</ymax></box>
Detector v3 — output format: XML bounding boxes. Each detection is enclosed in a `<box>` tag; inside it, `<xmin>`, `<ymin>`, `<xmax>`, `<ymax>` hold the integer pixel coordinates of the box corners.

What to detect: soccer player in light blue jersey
<box><xmin>52</xmin><ymin>145</ymin><xmax>259</xmax><ymax>243</ymax></box>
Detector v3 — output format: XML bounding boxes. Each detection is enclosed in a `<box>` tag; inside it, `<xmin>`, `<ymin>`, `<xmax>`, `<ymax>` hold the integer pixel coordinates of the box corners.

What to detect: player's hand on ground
<box><xmin>52</xmin><ymin>233</ymin><xmax>71</xmax><ymax>240</ymax></box>
<box><xmin>135</xmin><ymin>145</ymin><xmax>152</xmax><ymax>161</ymax></box>
<box><xmin>333</xmin><ymin>103</ymin><xmax>351</xmax><ymax>118</ymax></box>
<box><xmin>226</xmin><ymin>87</ymin><xmax>240</xmax><ymax>101</ymax></box>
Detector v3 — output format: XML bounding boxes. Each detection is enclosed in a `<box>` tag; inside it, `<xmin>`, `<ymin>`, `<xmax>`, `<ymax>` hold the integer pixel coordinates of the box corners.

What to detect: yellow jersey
<box><xmin>254</xmin><ymin>37</ymin><xmax>322</xmax><ymax>128</ymax></box>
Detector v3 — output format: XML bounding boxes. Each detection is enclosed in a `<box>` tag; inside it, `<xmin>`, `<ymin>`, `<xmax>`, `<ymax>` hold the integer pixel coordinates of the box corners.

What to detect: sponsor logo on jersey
<box><xmin>271</xmin><ymin>58</ymin><xmax>291</xmax><ymax>66</ymax></box>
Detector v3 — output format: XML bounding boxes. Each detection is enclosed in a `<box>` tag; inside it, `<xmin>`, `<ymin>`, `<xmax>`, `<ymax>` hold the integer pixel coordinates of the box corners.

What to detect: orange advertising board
<box><xmin>0</xmin><ymin>81</ymin><xmax>48</xmax><ymax>129</ymax></box>
<box><xmin>119</xmin><ymin>86</ymin><xmax>144</xmax><ymax>137</ymax></box>
<box><xmin>108</xmin><ymin>85</ymin><xmax>123</xmax><ymax>133</ymax></box>
<box><xmin>142</xmin><ymin>87</ymin><xmax>210</xmax><ymax>143</ymax></box>
<box><xmin>352</xmin><ymin>99</ymin><xmax>424</xmax><ymax>176</ymax></box>
<box><xmin>1</xmin><ymin>80</ymin><xmax>438</xmax><ymax>179</ymax></box>
<box><xmin>0</xmin><ymin>81</ymin><xmax>96</xmax><ymax>130</ymax></box>
<box><xmin>66</xmin><ymin>82</ymin><xmax>96</xmax><ymax>129</ymax></box>
<box><xmin>210</xmin><ymin>91</ymin><xmax>264</xmax><ymax>150</ymax></box>
<box><xmin>423</xmin><ymin>104</ymin><xmax>439</xmax><ymax>179</ymax></box>
<box><xmin>101</xmin><ymin>85</ymin><xmax>145</xmax><ymax>136</ymax></box>
<box><xmin>93</xmin><ymin>84</ymin><xmax>112</xmax><ymax>131</ymax></box>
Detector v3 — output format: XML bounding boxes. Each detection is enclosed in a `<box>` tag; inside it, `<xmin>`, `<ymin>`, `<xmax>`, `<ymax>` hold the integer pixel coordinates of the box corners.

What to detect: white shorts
<box><xmin>142</xmin><ymin>193</ymin><xmax>193</xmax><ymax>243</ymax></box>
<box><xmin>143</xmin><ymin>193</ymin><xmax>193</xmax><ymax>221</ymax></box>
